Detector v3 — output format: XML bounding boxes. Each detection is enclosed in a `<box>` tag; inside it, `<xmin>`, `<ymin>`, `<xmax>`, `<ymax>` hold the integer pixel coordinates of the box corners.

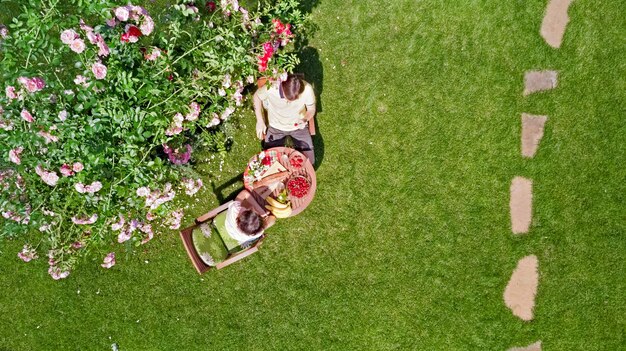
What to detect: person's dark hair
<box><xmin>281</xmin><ymin>74</ymin><xmax>305</xmax><ymax>101</ymax></box>
<box><xmin>236</xmin><ymin>208</ymin><xmax>263</xmax><ymax>236</ymax></box>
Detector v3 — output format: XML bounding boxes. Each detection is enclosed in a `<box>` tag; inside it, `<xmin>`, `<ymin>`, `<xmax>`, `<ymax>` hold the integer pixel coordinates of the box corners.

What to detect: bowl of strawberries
<box><xmin>286</xmin><ymin>175</ymin><xmax>311</xmax><ymax>199</ymax></box>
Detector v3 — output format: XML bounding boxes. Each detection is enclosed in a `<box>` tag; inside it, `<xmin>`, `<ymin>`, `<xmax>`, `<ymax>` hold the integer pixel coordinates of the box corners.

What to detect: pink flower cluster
<box><xmin>21</xmin><ymin>109</ymin><xmax>34</xmax><ymax>123</ymax></box>
<box><xmin>17</xmin><ymin>76</ymin><xmax>45</xmax><ymax>93</ymax></box>
<box><xmin>186</xmin><ymin>102</ymin><xmax>201</xmax><ymax>121</ymax></box>
<box><xmin>111</xmin><ymin>5</ymin><xmax>154</xmax><ymax>43</ymax></box>
<box><xmin>165</xmin><ymin>113</ymin><xmax>184</xmax><ymax>136</ymax></box>
<box><xmin>60</xmin><ymin>162</ymin><xmax>83</xmax><ymax>177</ymax></box>
<box><xmin>101</xmin><ymin>252</ymin><xmax>116</xmax><ymax>268</ymax></box>
<box><xmin>182</xmin><ymin>178</ymin><xmax>203</xmax><ymax>196</ymax></box>
<box><xmin>5</xmin><ymin>86</ymin><xmax>18</xmax><ymax>100</ymax></box>
<box><xmin>163</xmin><ymin>144</ymin><xmax>192</xmax><ymax>165</ymax></box>
<box><xmin>221</xmin><ymin>106</ymin><xmax>235</xmax><ymax>121</ymax></box>
<box><xmin>47</xmin><ymin>250</ymin><xmax>69</xmax><ymax>280</ymax></box>
<box><xmin>272</xmin><ymin>18</ymin><xmax>293</xmax><ymax>46</ymax></box>
<box><xmin>91</xmin><ymin>62</ymin><xmax>107</xmax><ymax>80</ymax></box>
<box><xmin>80</xmin><ymin>19</ymin><xmax>110</xmax><ymax>57</ymax></box>
<box><xmin>257</xmin><ymin>19</ymin><xmax>294</xmax><ymax>72</ymax></box>
<box><xmin>35</xmin><ymin>165</ymin><xmax>59</xmax><ymax>186</ymax></box>
<box><xmin>38</xmin><ymin>130</ymin><xmax>59</xmax><ymax>144</ymax></box>
<box><xmin>74</xmin><ymin>75</ymin><xmax>89</xmax><ymax>87</ymax></box>
<box><xmin>48</xmin><ymin>265</ymin><xmax>70</xmax><ymax>280</ymax></box>
<box><xmin>166</xmin><ymin>208</ymin><xmax>184</xmax><ymax>230</ymax></box>
<box><xmin>74</xmin><ymin>181</ymin><xmax>103</xmax><ymax>194</ymax></box>
<box><xmin>0</xmin><ymin>25</ymin><xmax>8</xmax><ymax>39</ymax></box>
<box><xmin>144</xmin><ymin>47</ymin><xmax>162</xmax><ymax>61</ymax></box>
<box><xmin>165</xmin><ymin>102</ymin><xmax>201</xmax><ymax>135</ymax></box>
<box><xmin>207</xmin><ymin>113</ymin><xmax>221</xmax><ymax>128</ymax></box>
<box><xmin>137</xmin><ymin>183</ymin><xmax>176</xmax><ymax>210</ymax></box>
<box><xmin>17</xmin><ymin>244</ymin><xmax>38</xmax><ymax>262</ymax></box>
<box><xmin>71</xmin><ymin>213</ymin><xmax>98</xmax><ymax>225</ymax></box>
<box><xmin>258</xmin><ymin>42</ymin><xmax>275</xmax><ymax>72</ymax></box>
<box><xmin>111</xmin><ymin>215</ymin><xmax>154</xmax><ymax>244</ymax></box>
<box><xmin>60</xmin><ymin>29</ymin><xmax>86</xmax><ymax>54</ymax></box>
<box><xmin>2</xmin><ymin>210</ymin><xmax>29</xmax><ymax>224</ymax></box>
<box><xmin>8</xmin><ymin>147</ymin><xmax>23</xmax><ymax>165</ymax></box>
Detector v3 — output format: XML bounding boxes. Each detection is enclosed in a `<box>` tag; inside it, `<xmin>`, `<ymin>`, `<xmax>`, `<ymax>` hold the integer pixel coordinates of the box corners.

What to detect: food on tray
<box><xmin>266</xmin><ymin>196</ymin><xmax>290</xmax><ymax>209</ymax></box>
<box><xmin>252</xmin><ymin>171</ymin><xmax>289</xmax><ymax>189</ymax></box>
<box><xmin>287</xmin><ymin>175</ymin><xmax>310</xmax><ymax>198</ymax></box>
<box><xmin>263</xmin><ymin>161</ymin><xmax>287</xmax><ymax>177</ymax></box>
<box><xmin>265</xmin><ymin>203</ymin><xmax>292</xmax><ymax>218</ymax></box>
<box><xmin>289</xmin><ymin>154</ymin><xmax>305</xmax><ymax>169</ymax></box>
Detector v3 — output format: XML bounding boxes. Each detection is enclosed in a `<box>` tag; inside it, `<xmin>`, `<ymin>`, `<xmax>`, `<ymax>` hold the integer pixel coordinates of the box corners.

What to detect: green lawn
<box><xmin>1</xmin><ymin>0</ymin><xmax>625</xmax><ymax>350</ymax></box>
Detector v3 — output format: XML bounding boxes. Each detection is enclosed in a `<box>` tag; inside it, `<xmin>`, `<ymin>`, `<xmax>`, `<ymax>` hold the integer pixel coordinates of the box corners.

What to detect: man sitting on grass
<box><xmin>253</xmin><ymin>74</ymin><xmax>316</xmax><ymax>163</ymax></box>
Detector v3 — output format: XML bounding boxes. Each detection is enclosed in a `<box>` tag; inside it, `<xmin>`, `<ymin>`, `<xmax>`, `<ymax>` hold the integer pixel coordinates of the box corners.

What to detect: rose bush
<box><xmin>0</xmin><ymin>0</ymin><xmax>309</xmax><ymax>279</ymax></box>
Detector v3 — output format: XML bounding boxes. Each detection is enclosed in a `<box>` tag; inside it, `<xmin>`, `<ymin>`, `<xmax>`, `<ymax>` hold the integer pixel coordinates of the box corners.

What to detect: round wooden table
<box><xmin>243</xmin><ymin>147</ymin><xmax>317</xmax><ymax>217</ymax></box>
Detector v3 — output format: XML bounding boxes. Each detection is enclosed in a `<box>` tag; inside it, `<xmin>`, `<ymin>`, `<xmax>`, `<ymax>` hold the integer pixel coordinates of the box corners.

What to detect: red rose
<box><xmin>127</xmin><ymin>25</ymin><xmax>142</xmax><ymax>38</ymax></box>
<box><xmin>206</xmin><ymin>1</ymin><xmax>216</xmax><ymax>12</ymax></box>
<box><xmin>262</xmin><ymin>155</ymin><xmax>272</xmax><ymax>166</ymax></box>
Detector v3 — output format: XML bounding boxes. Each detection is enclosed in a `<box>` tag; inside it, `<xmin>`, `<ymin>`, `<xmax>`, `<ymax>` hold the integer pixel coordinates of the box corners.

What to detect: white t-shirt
<box><xmin>256</xmin><ymin>82</ymin><xmax>316</xmax><ymax>132</ymax></box>
<box><xmin>224</xmin><ymin>201</ymin><xmax>263</xmax><ymax>244</ymax></box>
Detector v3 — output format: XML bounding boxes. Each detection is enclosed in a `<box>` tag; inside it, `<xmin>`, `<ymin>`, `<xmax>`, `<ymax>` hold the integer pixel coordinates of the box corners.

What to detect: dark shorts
<box><xmin>264</xmin><ymin>126</ymin><xmax>315</xmax><ymax>163</ymax></box>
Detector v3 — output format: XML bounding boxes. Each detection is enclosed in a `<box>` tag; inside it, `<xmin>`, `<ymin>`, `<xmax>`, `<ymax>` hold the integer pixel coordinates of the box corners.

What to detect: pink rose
<box><xmin>17</xmin><ymin>245</ymin><xmax>37</xmax><ymax>262</ymax></box>
<box><xmin>5</xmin><ymin>86</ymin><xmax>17</xmax><ymax>99</ymax></box>
<box><xmin>20</xmin><ymin>109</ymin><xmax>34</xmax><ymax>123</ymax></box>
<box><xmin>117</xmin><ymin>229</ymin><xmax>131</xmax><ymax>243</ymax></box>
<box><xmin>86</xmin><ymin>31</ymin><xmax>97</xmax><ymax>44</ymax></box>
<box><xmin>74</xmin><ymin>183</ymin><xmax>86</xmax><ymax>193</ymax></box>
<box><xmin>60</xmin><ymin>164</ymin><xmax>74</xmax><ymax>177</ymax></box>
<box><xmin>48</xmin><ymin>266</ymin><xmax>70</xmax><ymax>280</ymax></box>
<box><xmin>136</xmin><ymin>187</ymin><xmax>150</xmax><ymax>197</ymax></box>
<box><xmin>38</xmin><ymin>131</ymin><xmax>59</xmax><ymax>144</ymax></box>
<box><xmin>91</xmin><ymin>62</ymin><xmax>107</xmax><ymax>80</ymax></box>
<box><xmin>69</xmin><ymin>39</ymin><xmax>86</xmax><ymax>53</ymax></box>
<box><xmin>88</xmin><ymin>181</ymin><xmax>103</xmax><ymax>193</ymax></box>
<box><xmin>71</xmin><ymin>214</ymin><xmax>98</xmax><ymax>225</ymax></box>
<box><xmin>74</xmin><ymin>75</ymin><xmax>88</xmax><ymax>86</ymax></box>
<box><xmin>35</xmin><ymin>165</ymin><xmax>59</xmax><ymax>186</ymax></box>
<box><xmin>60</xmin><ymin>29</ymin><xmax>78</xmax><ymax>44</ymax></box>
<box><xmin>106</xmin><ymin>18</ymin><xmax>117</xmax><ymax>27</ymax></box>
<box><xmin>101</xmin><ymin>252</ymin><xmax>116</xmax><ymax>268</ymax></box>
<box><xmin>97</xmin><ymin>40</ymin><xmax>110</xmax><ymax>57</ymax></box>
<box><xmin>8</xmin><ymin>147</ymin><xmax>23</xmax><ymax>165</ymax></box>
<box><xmin>73</xmin><ymin>162</ymin><xmax>84</xmax><ymax>172</ymax></box>
<box><xmin>115</xmin><ymin>7</ymin><xmax>130</xmax><ymax>21</ymax></box>
<box><xmin>111</xmin><ymin>215</ymin><xmax>125</xmax><ymax>231</ymax></box>
<box><xmin>140</xmin><ymin>16</ymin><xmax>154</xmax><ymax>36</ymax></box>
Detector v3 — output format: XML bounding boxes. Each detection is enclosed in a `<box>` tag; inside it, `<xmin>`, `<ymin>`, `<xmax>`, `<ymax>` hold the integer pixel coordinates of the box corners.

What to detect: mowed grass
<box><xmin>1</xmin><ymin>0</ymin><xmax>625</xmax><ymax>350</ymax></box>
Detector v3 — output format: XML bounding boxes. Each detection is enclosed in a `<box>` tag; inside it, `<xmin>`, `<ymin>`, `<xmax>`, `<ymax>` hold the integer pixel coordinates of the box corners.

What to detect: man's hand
<box><xmin>256</xmin><ymin>120</ymin><xmax>266</xmax><ymax>140</ymax></box>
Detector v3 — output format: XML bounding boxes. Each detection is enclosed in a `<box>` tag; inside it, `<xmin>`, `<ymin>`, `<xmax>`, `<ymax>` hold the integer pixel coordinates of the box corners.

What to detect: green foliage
<box><xmin>0</xmin><ymin>0</ymin><xmax>310</xmax><ymax>278</ymax></box>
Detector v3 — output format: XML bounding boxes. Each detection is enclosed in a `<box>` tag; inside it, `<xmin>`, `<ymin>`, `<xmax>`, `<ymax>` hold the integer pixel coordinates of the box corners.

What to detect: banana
<box><xmin>266</xmin><ymin>196</ymin><xmax>289</xmax><ymax>209</ymax></box>
<box><xmin>265</xmin><ymin>204</ymin><xmax>292</xmax><ymax>218</ymax></box>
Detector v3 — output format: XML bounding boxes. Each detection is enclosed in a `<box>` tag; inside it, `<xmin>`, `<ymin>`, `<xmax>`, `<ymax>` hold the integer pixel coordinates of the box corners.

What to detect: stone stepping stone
<box><xmin>524</xmin><ymin>70</ymin><xmax>558</xmax><ymax>96</ymax></box>
<box><xmin>540</xmin><ymin>0</ymin><xmax>575</xmax><ymax>48</ymax></box>
<box><xmin>508</xmin><ymin>341</ymin><xmax>542</xmax><ymax>351</ymax></box>
<box><xmin>504</xmin><ymin>255</ymin><xmax>539</xmax><ymax>321</ymax></box>
<box><xmin>521</xmin><ymin>114</ymin><xmax>548</xmax><ymax>158</ymax></box>
<box><xmin>510</xmin><ymin>177</ymin><xmax>533</xmax><ymax>234</ymax></box>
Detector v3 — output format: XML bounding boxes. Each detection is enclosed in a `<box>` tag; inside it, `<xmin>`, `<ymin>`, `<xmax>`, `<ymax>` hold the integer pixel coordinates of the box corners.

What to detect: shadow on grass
<box><xmin>211</xmin><ymin>173</ymin><xmax>244</xmax><ymax>204</ymax></box>
<box><xmin>297</xmin><ymin>46</ymin><xmax>324</xmax><ymax>169</ymax></box>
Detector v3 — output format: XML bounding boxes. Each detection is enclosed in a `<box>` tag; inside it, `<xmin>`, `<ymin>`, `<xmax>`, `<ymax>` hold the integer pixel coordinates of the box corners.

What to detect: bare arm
<box><xmin>253</xmin><ymin>91</ymin><xmax>265</xmax><ymax>124</ymax></box>
<box><xmin>253</xmin><ymin>91</ymin><xmax>267</xmax><ymax>139</ymax></box>
<box><xmin>303</xmin><ymin>104</ymin><xmax>316</xmax><ymax>122</ymax></box>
